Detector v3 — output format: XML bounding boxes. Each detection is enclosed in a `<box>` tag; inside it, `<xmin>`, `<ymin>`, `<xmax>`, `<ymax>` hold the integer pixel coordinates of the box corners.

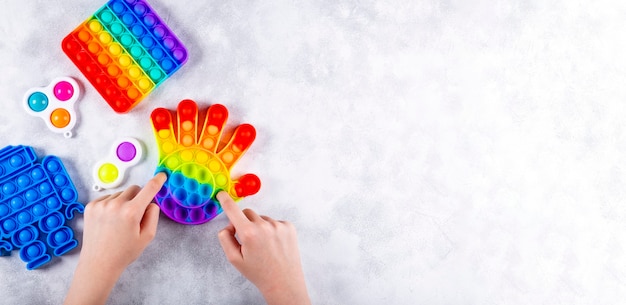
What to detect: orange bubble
<box><xmin>182</xmin><ymin>121</ymin><xmax>193</xmax><ymax>131</ymax></box>
<box><xmin>50</xmin><ymin>109</ymin><xmax>71</xmax><ymax>128</ymax></box>
<box><xmin>126</xmin><ymin>88</ymin><xmax>140</xmax><ymax>99</ymax></box>
<box><xmin>97</xmin><ymin>54</ymin><xmax>110</xmax><ymax>65</ymax></box>
<box><xmin>222</xmin><ymin>152</ymin><xmax>234</xmax><ymax>163</ymax></box>
<box><xmin>207</xmin><ymin>125</ymin><xmax>218</xmax><ymax>135</ymax></box>
<box><xmin>87</xmin><ymin>42</ymin><xmax>100</xmax><ymax>54</ymax></box>
<box><xmin>107</xmin><ymin>65</ymin><xmax>120</xmax><ymax>76</ymax></box>
<box><xmin>117</xmin><ymin>76</ymin><xmax>130</xmax><ymax>88</ymax></box>
<box><xmin>202</xmin><ymin>138</ymin><xmax>214</xmax><ymax>150</ymax></box>
<box><xmin>77</xmin><ymin>30</ymin><xmax>91</xmax><ymax>42</ymax></box>
<box><xmin>182</xmin><ymin>135</ymin><xmax>194</xmax><ymax>146</ymax></box>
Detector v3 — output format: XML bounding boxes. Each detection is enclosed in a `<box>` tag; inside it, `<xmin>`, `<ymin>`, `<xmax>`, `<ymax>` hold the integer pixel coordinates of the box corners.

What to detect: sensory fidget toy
<box><xmin>23</xmin><ymin>77</ymin><xmax>81</xmax><ymax>138</ymax></box>
<box><xmin>151</xmin><ymin>100</ymin><xmax>261</xmax><ymax>225</ymax></box>
<box><xmin>0</xmin><ymin>145</ymin><xmax>83</xmax><ymax>270</ymax></box>
<box><xmin>93</xmin><ymin>137</ymin><xmax>143</xmax><ymax>191</ymax></box>
<box><xmin>62</xmin><ymin>0</ymin><xmax>188</xmax><ymax>113</ymax></box>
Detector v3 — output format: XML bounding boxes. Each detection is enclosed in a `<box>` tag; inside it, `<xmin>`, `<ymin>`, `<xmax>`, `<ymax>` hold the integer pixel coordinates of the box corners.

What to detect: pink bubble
<box><xmin>53</xmin><ymin>81</ymin><xmax>74</xmax><ymax>101</ymax></box>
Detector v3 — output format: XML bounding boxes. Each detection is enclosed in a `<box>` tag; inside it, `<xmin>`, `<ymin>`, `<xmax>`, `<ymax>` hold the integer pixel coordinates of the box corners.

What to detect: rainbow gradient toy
<box><xmin>151</xmin><ymin>100</ymin><xmax>261</xmax><ymax>225</ymax></box>
<box><xmin>62</xmin><ymin>0</ymin><xmax>188</xmax><ymax>113</ymax></box>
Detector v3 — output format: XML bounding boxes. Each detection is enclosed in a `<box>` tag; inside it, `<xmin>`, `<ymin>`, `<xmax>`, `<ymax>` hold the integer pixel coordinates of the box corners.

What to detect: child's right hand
<box><xmin>216</xmin><ymin>192</ymin><xmax>311</xmax><ymax>305</ymax></box>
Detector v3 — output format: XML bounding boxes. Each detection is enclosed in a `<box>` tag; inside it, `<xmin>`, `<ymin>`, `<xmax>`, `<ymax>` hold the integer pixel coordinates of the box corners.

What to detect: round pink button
<box><xmin>53</xmin><ymin>81</ymin><xmax>74</xmax><ymax>101</ymax></box>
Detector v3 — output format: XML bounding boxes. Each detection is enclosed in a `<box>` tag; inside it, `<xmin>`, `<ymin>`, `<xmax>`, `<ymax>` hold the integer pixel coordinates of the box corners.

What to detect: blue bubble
<box><xmin>10</xmin><ymin>197</ymin><xmax>24</xmax><ymax>209</ymax></box>
<box><xmin>9</xmin><ymin>155</ymin><xmax>24</xmax><ymax>168</ymax></box>
<box><xmin>28</xmin><ymin>92</ymin><xmax>48</xmax><ymax>112</ymax></box>
<box><xmin>0</xmin><ymin>204</ymin><xmax>8</xmax><ymax>217</ymax></box>
<box><xmin>46</xmin><ymin>197</ymin><xmax>61</xmax><ymax>210</ymax></box>
<box><xmin>39</xmin><ymin>182</ymin><xmax>52</xmax><ymax>195</ymax></box>
<box><xmin>17</xmin><ymin>175</ymin><xmax>31</xmax><ymax>188</ymax></box>
<box><xmin>31</xmin><ymin>168</ymin><xmax>44</xmax><ymax>180</ymax></box>
<box><xmin>61</xmin><ymin>188</ymin><xmax>76</xmax><ymax>201</ymax></box>
<box><xmin>46</xmin><ymin>160</ymin><xmax>60</xmax><ymax>172</ymax></box>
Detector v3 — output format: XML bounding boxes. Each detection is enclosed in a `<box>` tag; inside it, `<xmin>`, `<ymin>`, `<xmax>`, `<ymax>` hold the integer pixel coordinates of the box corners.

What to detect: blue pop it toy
<box><xmin>0</xmin><ymin>145</ymin><xmax>83</xmax><ymax>270</ymax></box>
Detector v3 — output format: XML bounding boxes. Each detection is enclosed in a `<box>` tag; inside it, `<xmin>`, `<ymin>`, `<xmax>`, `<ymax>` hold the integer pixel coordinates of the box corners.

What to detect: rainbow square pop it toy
<box><xmin>151</xmin><ymin>100</ymin><xmax>261</xmax><ymax>225</ymax></box>
<box><xmin>0</xmin><ymin>145</ymin><xmax>83</xmax><ymax>270</ymax></box>
<box><xmin>62</xmin><ymin>0</ymin><xmax>188</xmax><ymax>113</ymax></box>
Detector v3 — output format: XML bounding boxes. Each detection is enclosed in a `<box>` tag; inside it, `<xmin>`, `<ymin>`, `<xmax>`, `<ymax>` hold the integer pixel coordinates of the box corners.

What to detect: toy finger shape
<box><xmin>151</xmin><ymin>100</ymin><xmax>260</xmax><ymax>225</ymax></box>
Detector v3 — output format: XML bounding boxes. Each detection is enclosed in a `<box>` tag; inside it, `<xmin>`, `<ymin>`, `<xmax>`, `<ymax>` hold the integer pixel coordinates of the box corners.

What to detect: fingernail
<box><xmin>216</xmin><ymin>191</ymin><xmax>228</xmax><ymax>202</ymax></box>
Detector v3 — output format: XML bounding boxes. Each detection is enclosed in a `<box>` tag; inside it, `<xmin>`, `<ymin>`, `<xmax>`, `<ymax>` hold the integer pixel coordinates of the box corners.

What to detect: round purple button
<box><xmin>116</xmin><ymin>142</ymin><xmax>137</xmax><ymax>162</ymax></box>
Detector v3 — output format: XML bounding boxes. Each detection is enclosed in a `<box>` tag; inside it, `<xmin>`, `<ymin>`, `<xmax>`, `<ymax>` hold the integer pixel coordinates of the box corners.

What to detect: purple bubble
<box><xmin>116</xmin><ymin>142</ymin><xmax>137</xmax><ymax>162</ymax></box>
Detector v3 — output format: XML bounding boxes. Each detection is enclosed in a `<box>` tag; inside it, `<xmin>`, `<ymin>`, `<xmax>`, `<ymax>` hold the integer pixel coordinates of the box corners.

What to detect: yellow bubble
<box><xmin>99</xmin><ymin>32</ymin><xmax>112</xmax><ymax>44</ymax></box>
<box><xmin>162</xmin><ymin>142</ymin><xmax>174</xmax><ymax>153</ymax></box>
<box><xmin>88</xmin><ymin>20</ymin><xmax>102</xmax><ymax>32</ymax></box>
<box><xmin>98</xmin><ymin>163</ymin><xmax>118</xmax><ymax>184</ymax></box>
<box><xmin>202</xmin><ymin>138</ymin><xmax>214</xmax><ymax>150</ymax></box>
<box><xmin>129</xmin><ymin>67</ymin><xmax>141</xmax><ymax>79</ymax></box>
<box><xmin>138</xmin><ymin>78</ymin><xmax>151</xmax><ymax>90</ymax></box>
<box><xmin>196</xmin><ymin>151</ymin><xmax>209</xmax><ymax>163</ymax></box>
<box><xmin>209</xmin><ymin>160</ymin><xmax>220</xmax><ymax>172</ymax></box>
<box><xmin>109</xmin><ymin>44</ymin><xmax>122</xmax><ymax>55</ymax></box>
<box><xmin>182</xmin><ymin>121</ymin><xmax>193</xmax><ymax>131</ymax></box>
<box><xmin>222</xmin><ymin>152</ymin><xmax>234</xmax><ymax>163</ymax></box>
<box><xmin>158</xmin><ymin>129</ymin><xmax>171</xmax><ymax>139</ymax></box>
<box><xmin>215</xmin><ymin>174</ymin><xmax>227</xmax><ymax>186</ymax></box>
<box><xmin>166</xmin><ymin>158</ymin><xmax>180</xmax><ymax>169</ymax></box>
<box><xmin>119</xmin><ymin>55</ymin><xmax>131</xmax><ymax>67</ymax></box>
<box><xmin>207</xmin><ymin>125</ymin><xmax>218</xmax><ymax>135</ymax></box>
<box><xmin>181</xmin><ymin>150</ymin><xmax>193</xmax><ymax>161</ymax></box>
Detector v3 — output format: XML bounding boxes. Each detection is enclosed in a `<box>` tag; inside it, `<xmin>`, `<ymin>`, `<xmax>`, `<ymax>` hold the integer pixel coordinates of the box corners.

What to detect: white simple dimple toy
<box><xmin>93</xmin><ymin>137</ymin><xmax>143</xmax><ymax>191</ymax></box>
<box><xmin>23</xmin><ymin>77</ymin><xmax>81</xmax><ymax>138</ymax></box>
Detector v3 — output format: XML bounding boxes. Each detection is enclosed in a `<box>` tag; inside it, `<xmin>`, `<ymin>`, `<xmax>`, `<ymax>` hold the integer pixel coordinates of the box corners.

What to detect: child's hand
<box><xmin>217</xmin><ymin>191</ymin><xmax>311</xmax><ymax>305</ymax></box>
<box><xmin>64</xmin><ymin>173</ymin><xmax>167</xmax><ymax>305</ymax></box>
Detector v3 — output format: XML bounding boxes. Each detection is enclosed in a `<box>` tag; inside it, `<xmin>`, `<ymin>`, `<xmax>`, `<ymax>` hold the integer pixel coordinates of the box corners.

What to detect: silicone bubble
<box><xmin>151</xmin><ymin>100</ymin><xmax>261</xmax><ymax>225</ymax></box>
<box><xmin>62</xmin><ymin>0</ymin><xmax>188</xmax><ymax>113</ymax></box>
<box><xmin>0</xmin><ymin>145</ymin><xmax>84</xmax><ymax>270</ymax></box>
<box><xmin>92</xmin><ymin>137</ymin><xmax>144</xmax><ymax>191</ymax></box>
<box><xmin>23</xmin><ymin>77</ymin><xmax>81</xmax><ymax>138</ymax></box>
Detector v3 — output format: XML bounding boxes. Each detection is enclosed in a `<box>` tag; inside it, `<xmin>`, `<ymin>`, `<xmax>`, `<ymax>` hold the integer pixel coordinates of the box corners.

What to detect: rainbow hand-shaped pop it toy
<box><xmin>151</xmin><ymin>100</ymin><xmax>261</xmax><ymax>225</ymax></box>
<box><xmin>62</xmin><ymin>0</ymin><xmax>188</xmax><ymax>113</ymax></box>
<box><xmin>23</xmin><ymin>77</ymin><xmax>81</xmax><ymax>138</ymax></box>
<box><xmin>0</xmin><ymin>145</ymin><xmax>83</xmax><ymax>270</ymax></box>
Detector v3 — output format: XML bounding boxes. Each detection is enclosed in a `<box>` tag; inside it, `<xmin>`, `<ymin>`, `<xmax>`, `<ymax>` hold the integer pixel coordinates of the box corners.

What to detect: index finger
<box><xmin>217</xmin><ymin>191</ymin><xmax>248</xmax><ymax>228</ymax></box>
<box><xmin>132</xmin><ymin>172</ymin><xmax>167</xmax><ymax>210</ymax></box>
